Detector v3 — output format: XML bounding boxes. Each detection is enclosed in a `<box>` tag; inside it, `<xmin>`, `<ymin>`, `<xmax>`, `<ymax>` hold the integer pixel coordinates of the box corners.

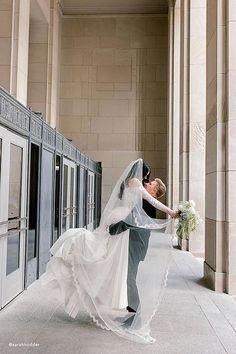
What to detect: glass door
<box><xmin>0</xmin><ymin>126</ymin><xmax>27</xmax><ymax>308</ymax></box>
<box><xmin>26</xmin><ymin>143</ymin><xmax>40</xmax><ymax>287</ymax></box>
<box><xmin>38</xmin><ymin>149</ymin><xmax>54</xmax><ymax>276</ymax></box>
<box><xmin>61</xmin><ymin>158</ymin><xmax>76</xmax><ymax>233</ymax></box>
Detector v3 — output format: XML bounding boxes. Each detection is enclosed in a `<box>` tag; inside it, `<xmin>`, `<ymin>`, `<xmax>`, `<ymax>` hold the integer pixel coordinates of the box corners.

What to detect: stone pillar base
<box><xmin>178</xmin><ymin>237</ymin><xmax>189</xmax><ymax>251</ymax></box>
<box><xmin>204</xmin><ymin>261</ymin><xmax>226</xmax><ymax>292</ymax></box>
<box><xmin>226</xmin><ymin>275</ymin><xmax>236</xmax><ymax>295</ymax></box>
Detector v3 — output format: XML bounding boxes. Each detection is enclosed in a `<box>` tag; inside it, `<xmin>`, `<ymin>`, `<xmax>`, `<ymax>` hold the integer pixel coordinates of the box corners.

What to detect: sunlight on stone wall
<box><xmin>59</xmin><ymin>16</ymin><xmax>168</xmax><ymax>208</ymax></box>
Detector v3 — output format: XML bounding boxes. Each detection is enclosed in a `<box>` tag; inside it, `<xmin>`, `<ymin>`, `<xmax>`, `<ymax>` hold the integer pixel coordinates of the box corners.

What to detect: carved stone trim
<box><xmin>42</xmin><ymin>123</ymin><xmax>56</xmax><ymax>150</ymax></box>
<box><xmin>0</xmin><ymin>90</ymin><xmax>30</xmax><ymax>135</ymax></box>
<box><xmin>31</xmin><ymin>112</ymin><xmax>42</xmax><ymax>141</ymax></box>
<box><xmin>76</xmin><ymin>149</ymin><xmax>81</xmax><ymax>164</ymax></box>
<box><xmin>56</xmin><ymin>132</ymin><xmax>63</xmax><ymax>153</ymax></box>
<box><xmin>191</xmin><ymin>122</ymin><xmax>205</xmax><ymax>151</ymax></box>
<box><xmin>63</xmin><ymin>137</ymin><xmax>76</xmax><ymax>161</ymax></box>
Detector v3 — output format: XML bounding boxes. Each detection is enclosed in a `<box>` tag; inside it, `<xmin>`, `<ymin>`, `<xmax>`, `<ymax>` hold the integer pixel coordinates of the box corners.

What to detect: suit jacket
<box><xmin>109</xmin><ymin>165</ymin><xmax>157</xmax><ymax>258</ymax></box>
<box><xmin>129</xmin><ymin>198</ymin><xmax>156</xmax><ymax>261</ymax></box>
<box><xmin>109</xmin><ymin>191</ymin><xmax>156</xmax><ymax>261</ymax></box>
<box><xmin>143</xmin><ymin>199</ymin><xmax>156</xmax><ymax>218</ymax></box>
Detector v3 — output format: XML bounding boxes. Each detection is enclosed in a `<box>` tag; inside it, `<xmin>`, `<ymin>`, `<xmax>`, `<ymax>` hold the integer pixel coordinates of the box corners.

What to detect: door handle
<box><xmin>0</xmin><ymin>227</ymin><xmax>28</xmax><ymax>239</ymax></box>
<box><xmin>0</xmin><ymin>217</ymin><xmax>28</xmax><ymax>226</ymax></box>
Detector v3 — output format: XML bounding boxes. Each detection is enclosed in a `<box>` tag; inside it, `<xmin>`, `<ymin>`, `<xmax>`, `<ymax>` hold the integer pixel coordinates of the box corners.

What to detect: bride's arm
<box><xmin>142</xmin><ymin>187</ymin><xmax>176</xmax><ymax>217</ymax></box>
<box><xmin>128</xmin><ymin>178</ymin><xmax>177</xmax><ymax>218</ymax></box>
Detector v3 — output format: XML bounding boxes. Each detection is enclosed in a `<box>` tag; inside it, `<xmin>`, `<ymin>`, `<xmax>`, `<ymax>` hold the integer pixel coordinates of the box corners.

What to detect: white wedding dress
<box><xmin>39</xmin><ymin>159</ymin><xmax>174</xmax><ymax>344</ymax></box>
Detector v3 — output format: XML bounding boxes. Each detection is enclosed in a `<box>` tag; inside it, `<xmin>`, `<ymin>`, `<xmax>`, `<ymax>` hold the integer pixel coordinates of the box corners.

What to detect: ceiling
<box><xmin>59</xmin><ymin>0</ymin><xmax>171</xmax><ymax>15</ymax></box>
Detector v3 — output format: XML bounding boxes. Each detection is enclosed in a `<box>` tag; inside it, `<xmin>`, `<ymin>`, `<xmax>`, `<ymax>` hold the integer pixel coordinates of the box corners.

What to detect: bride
<box><xmin>39</xmin><ymin>159</ymin><xmax>178</xmax><ymax>344</ymax></box>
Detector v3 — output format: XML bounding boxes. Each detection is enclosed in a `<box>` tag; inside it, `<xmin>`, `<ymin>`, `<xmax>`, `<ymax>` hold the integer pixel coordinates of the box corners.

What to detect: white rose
<box><xmin>188</xmin><ymin>207</ymin><xmax>195</xmax><ymax>214</ymax></box>
<box><xmin>189</xmin><ymin>200</ymin><xmax>196</xmax><ymax>208</ymax></box>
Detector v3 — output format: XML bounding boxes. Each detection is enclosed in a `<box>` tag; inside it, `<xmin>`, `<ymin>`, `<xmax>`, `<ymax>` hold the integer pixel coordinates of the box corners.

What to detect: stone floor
<box><xmin>1</xmin><ymin>244</ymin><xmax>236</xmax><ymax>354</ymax></box>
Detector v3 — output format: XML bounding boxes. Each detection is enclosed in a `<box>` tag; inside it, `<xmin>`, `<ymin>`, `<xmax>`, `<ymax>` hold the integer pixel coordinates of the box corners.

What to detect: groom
<box><xmin>109</xmin><ymin>161</ymin><xmax>156</xmax><ymax>313</ymax></box>
<box><xmin>126</xmin><ymin>161</ymin><xmax>156</xmax><ymax>313</ymax></box>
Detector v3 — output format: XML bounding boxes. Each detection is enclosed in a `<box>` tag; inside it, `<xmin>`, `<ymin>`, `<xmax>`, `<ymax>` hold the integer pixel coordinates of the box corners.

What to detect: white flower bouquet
<box><xmin>176</xmin><ymin>200</ymin><xmax>200</xmax><ymax>240</ymax></box>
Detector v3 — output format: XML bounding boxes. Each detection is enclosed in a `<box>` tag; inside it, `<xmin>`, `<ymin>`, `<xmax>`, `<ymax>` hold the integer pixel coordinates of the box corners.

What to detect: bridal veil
<box><xmin>39</xmin><ymin>158</ymin><xmax>174</xmax><ymax>344</ymax></box>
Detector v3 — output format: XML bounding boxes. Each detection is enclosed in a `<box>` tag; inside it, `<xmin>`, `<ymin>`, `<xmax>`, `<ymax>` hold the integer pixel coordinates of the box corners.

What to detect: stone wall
<box><xmin>59</xmin><ymin>15</ymin><xmax>168</xmax><ymax>209</ymax></box>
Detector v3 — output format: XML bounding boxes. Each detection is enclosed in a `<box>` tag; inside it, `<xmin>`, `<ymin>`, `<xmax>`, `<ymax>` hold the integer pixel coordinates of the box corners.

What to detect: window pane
<box><xmin>53</xmin><ymin>155</ymin><xmax>61</xmax><ymax>243</ymax></box>
<box><xmin>70</xmin><ymin>168</ymin><xmax>74</xmax><ymax>228</ymax></box>
<box><xmin>28</xmin><ymin>144</ymin><xmax>39</xmax><ymax>261</ymax></box>
<box><xmin>6</xmin><ymin>233</ymin><xmax>20</xmax><ymax>275</ymax></box>
<box><xmin>7</xmin><ymin>144</ymin><xmax>22</xmax><ymax>275</ymax></box>
<box><xmin>62</xmin><ymin>164</ymin><xmax>68</xmax><ymax>233</ymax></box>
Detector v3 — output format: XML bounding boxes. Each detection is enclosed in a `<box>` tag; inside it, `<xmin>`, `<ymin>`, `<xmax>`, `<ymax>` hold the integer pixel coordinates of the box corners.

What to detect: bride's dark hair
<box><xmin>142</xmin><ymin>161</ymin><xmax>151</xmax><ymax>184</ymax></box>
<box><xmin>118</xmin><ymin>160</ymin><xmax>151</xmax><ymax>199</ymax></box>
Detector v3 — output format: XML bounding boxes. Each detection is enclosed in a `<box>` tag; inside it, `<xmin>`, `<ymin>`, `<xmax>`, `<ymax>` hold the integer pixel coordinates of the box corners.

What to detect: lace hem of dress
<box><xmin>69</xmin><ymin>244</ymin><xmax>171</xmax><ymax>344</ymax></box>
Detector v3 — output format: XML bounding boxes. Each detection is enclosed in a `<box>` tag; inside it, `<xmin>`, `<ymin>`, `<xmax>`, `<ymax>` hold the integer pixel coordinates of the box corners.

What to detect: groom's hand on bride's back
<box><xmin>109</xmin><ymin>221</ymin><xmax>129</xmax><ymax>235</ymax></box>
<box><xmin>109</xmin><ymin>221</ymin><xmax>139</xmax><ymax>235</ymax></box>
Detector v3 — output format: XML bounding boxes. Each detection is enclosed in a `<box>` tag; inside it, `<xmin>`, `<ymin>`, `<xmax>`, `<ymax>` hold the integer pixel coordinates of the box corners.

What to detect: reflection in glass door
<box><xmin>77</xmin><ymin>166</ymin><xmax>86</xmax><ymax>228</ymax></box>
<box><xmin>87</xmin><ymin>171</ymin><xmax>95</xmax><ymax>231</ymax></box>
<box><xmin>38</xmin><ymin>149</ymin><xmax>54</xmax><ymax>276</ymax></box>
<box><xmin>7</xmin><ymin>144</ymin><xmax>22</xmax><ymax>275</ymax></box>
<box><xmin>0</xmin><ymin>127</ymin><xmax>27</xmax><ymax>308</ymax></box>
<box><xmin>26</xmin><ymin>143</ymin><xmax>39</xmax><ymax>287</ymax></box>
<box><xmin>62</xmin><ymin>164</ymin><xmax>68</xmax><ymax>233</ymax></box>
<box><xmin>70</xmin><ymin>167</ymin><xmax>75</xmax><ymax>228</ymax></box>
<box><xmin>61</xmin><ymin>158</ymin><xmax>76</xmax><ymax>234</ymax></box>
<box><xmin>53</xmin><ymin>155</ymin><xmax>61</xmax><ymax>244</ymax></box>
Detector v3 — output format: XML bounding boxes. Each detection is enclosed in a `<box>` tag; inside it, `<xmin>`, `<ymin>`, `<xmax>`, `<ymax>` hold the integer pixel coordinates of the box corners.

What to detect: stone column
<box><xmin>226</xmin><ymin>0</ymin><xmax>236</xmax><ymax>295</ymax></box>
<box><xmin>0</xmin><ymin>0</ymin><xmax>13</xmax><ymax>92</ymax></box>
<box><xmin>179</xmin><ymin>0</ymin><xmax>206</xmax><ymax>254</ymax></box>
<box><xmin>204</xmin><ymin>0</ymin><xmax>226</xmax><ymax>292</ymax></box>
<box><xmin>205</xmin><ymin>0</ymin><xmax>236</xmax><ymax>294</ymax></box>
<box><xmin>167</xmin><ymin>0</ymin><xmax>180</xmax><ymax>210</ymax></box>
<box><xmin>13</xmin><ymin>0</ymin><xmax>30</xmax><ymax>104</ymax></box>
<box><xmin>179</xmin><ymin>0</ymin><xmax>189</xmax><ymax>207</ymax></box>
<box><xmin>204</xmin><ymin>0</ymin><xmax>236</xmax><ymax>294</ymax></box>
<box><xmin>0</xmin><ymin>0</ymin><xmax>30</xmax><ymax>105</ymax></box>
<box><xmin>48</xmin><ymin>1</ymin><xmax>62</xmax><ymax>128</ymax></box>
<box><xmin>27</xmin><ymin>7</ymin><xmax>49</xmax><ymax>119</ymax></box>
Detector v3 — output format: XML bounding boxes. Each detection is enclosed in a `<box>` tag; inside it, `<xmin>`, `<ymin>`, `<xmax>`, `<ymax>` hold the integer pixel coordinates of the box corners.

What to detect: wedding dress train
<box><xmin>39</xmin><ymin>159</ymin><xmax>174</xmax><ymax>344</ymax></box>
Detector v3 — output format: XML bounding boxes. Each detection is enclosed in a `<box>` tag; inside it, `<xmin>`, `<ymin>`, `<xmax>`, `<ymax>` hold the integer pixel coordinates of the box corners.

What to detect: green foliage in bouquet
<box><xmin>176</xmin><ymin>200</ymin><xmax>200</xmax><ymax>240</ymax></box>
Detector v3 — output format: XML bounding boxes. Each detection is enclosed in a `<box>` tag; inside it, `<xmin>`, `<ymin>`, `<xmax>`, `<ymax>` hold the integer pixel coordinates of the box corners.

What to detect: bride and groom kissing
<box><xmin>40</xmin><ymin>159</ymin><xmax>178</xmax><ymax>344</ymax></box>
<box><xmin>109</xmin><ymin>161</ymin><xmax>175</xmax><ymax>315</ymax></box>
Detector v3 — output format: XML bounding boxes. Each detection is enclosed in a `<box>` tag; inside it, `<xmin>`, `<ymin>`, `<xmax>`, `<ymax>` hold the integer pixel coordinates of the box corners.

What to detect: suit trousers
<box><xmin>127</xmin><ymin>228</ymin><xmax>151</xmax><ymax>311</ymax></box>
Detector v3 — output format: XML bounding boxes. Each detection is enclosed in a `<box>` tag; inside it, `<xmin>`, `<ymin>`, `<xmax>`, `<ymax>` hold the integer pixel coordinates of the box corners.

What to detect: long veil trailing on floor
<box><xmin>39</xmin><ymin>159</ymin><xmax>174</xmax><ymax>344</ymax></box>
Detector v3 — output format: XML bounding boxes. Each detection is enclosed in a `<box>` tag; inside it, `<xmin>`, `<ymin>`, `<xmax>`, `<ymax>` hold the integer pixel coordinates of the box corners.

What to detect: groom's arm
<box><xmin>109</xmin><ymin>220</ymin><xmax>140</xmax><ymax>235</ymax></box>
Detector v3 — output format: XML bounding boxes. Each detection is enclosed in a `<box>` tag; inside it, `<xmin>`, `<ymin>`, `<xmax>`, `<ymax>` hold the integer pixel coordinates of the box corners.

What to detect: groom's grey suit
<box><xmin>127</xmin><ymin>199</ymin><xmax>156</xmax><ymax>312</ymax></box>
<box><xmin>109</xmin><ymin>161</ymin><xmax>156</xmax><ymax>314</ymax></box>
<box><xmin>109</xmin><ymin>171</ymin><xmax>156</xmax><ymax>313</ymax></box>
